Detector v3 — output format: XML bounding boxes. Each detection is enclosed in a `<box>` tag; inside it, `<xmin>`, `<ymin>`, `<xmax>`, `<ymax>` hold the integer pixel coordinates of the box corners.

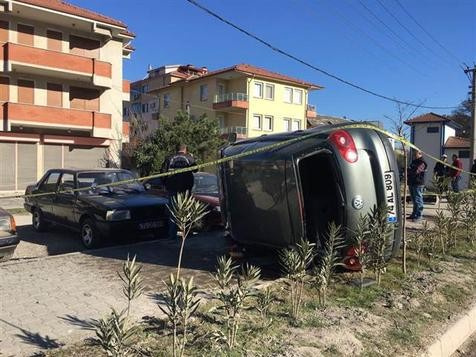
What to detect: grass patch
<box><xmin>331</xmin><ymin>283</ymin><xmax>382</xmax><ymax>309</ymax></box>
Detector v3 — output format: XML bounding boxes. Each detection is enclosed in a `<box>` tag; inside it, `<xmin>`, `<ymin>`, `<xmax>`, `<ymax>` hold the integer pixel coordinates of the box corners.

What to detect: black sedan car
<box><xmin>219</xmin><ymin>123</ymin><xmax>401</xmax><ymax>270</ymax></box>
<box><xmin>24</xmin><ymin>169</ymin><xmax>169</xmax><ymax>248</ymax></box>
<box><xmin>0</xmin><ymin>208</ymin><xmax>18</xmax><ymax>261</ymax></box>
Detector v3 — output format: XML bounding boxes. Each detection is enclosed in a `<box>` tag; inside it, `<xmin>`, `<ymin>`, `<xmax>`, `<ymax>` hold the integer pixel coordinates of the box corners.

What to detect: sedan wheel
<box><xmin>80</xmin><ymin>219</ymin><xmax>101</xmax><ymax>249</ymax></box>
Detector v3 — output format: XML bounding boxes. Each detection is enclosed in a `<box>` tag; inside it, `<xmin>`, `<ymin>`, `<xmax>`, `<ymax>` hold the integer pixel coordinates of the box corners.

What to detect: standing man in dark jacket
<box><xmin>161</xmin><ymin>144</ymin><xmax>197</xmax><ymax>238</ymax></box>
<box><xmin>449</xmin><ymin>154</ymin><xmax>463</xmax><ymax>193</ymax></box>
<box><xmin>407</xmin><ymin>150</ymin><xmax>427</xmax><ymax>222</ymax></box>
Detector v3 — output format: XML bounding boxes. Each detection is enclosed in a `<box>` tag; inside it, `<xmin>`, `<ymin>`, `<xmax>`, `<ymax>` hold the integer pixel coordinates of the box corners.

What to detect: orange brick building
<box><xmin>0</xmin><ymin>0</ymin><xmax>134</xmax><ymax>191</ymax></box>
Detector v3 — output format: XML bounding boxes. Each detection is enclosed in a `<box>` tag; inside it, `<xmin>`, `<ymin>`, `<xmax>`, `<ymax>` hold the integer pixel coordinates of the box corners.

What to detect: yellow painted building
<box><xmin>127</xmin><ymin>64</ymin><xmax>320</xmax><ymax>139</ymax></box>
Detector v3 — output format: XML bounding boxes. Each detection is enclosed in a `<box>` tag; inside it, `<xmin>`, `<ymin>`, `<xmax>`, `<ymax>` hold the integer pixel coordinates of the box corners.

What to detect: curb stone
<box><xmin>423</xmin><ymin>302</ymin><xmax>476</xmax><ymax>357</ymax></box>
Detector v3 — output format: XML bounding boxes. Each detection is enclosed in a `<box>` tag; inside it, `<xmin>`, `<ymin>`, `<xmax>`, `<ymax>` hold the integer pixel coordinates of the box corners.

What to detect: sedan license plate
<box><xmin>138</xmin><ymin>221</ymin><xmax>165</xmax><ymax>230</ymax></box>
<box><xmin>383</xmin><ymin>171</ymin><xmax>397</xmax><ymax>223</ymax></box>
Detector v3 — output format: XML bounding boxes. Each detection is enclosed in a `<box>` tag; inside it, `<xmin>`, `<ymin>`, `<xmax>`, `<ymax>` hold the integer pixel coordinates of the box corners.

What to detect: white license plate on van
<box><xmin>383</xmin><ymin>171</ymin><xmax>397</xmax><ymax>223</ymax></box>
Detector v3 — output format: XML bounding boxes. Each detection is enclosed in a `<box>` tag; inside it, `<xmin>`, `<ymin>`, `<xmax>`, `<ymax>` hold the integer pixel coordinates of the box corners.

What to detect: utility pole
<box><xmin>464</xmin><ymin>66</ymin><xmax>476</xmax><ymax>167</ymax></box>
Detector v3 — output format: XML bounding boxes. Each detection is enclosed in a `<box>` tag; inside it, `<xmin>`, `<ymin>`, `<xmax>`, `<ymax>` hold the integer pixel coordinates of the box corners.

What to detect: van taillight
<box><xmin>329</xmin><ymin>130</ymin><xmax>358</xmax><ymax>163</ymax></box>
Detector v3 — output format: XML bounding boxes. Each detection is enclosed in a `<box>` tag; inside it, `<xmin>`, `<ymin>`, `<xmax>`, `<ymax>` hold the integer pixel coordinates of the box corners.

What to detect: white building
<box><xmin>405</xmin><ymin>112</ymin><xmax>471</xmax><ymax>188</ymax></box>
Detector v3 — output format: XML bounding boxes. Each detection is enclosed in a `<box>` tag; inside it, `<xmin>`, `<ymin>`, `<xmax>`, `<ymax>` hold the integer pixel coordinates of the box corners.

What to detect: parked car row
<box><xmin>23</xmin><ymin>169</ymin><xmax>223</xmax><ymax>249</ymax></box>
<box><xmin>17</xmin><ymin>124</ymin><xmax>400</xmax><ymax>269</ymax></box>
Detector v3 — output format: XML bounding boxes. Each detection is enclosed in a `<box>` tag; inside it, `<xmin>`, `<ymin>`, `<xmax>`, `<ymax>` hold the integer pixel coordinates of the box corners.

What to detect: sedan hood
<box><xmin>79</xmin><ymin>193</ymin><xmax>168</xmax><ymax>210</ymax></box>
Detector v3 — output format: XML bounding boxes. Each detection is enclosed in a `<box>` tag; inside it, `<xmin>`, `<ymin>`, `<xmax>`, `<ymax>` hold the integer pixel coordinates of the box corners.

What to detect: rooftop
<box><xmin>17</xmin><ymin>0</ymin><xmax>134</xmax><ymax>36</ymax></box>
<box><xmin>444</xmin><ymin>136</ymin><xmax>470</xmax><ymax>149</ymax></box>
<box><xmin>198</xmin><ymin>63</ymin><xmax>322</xmax><ymax>89</ymax></box>
<box><xmin>404</xmin><ymin>112</ymin><xmax>451</xmax><ymax>125</ymax></box>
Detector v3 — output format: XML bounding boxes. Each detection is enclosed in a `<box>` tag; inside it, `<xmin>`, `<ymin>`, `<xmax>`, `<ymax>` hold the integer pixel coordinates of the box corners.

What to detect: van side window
<box><xmin>39</xmin><ymin>172</ymin><xmax>61</xmax><ymax>192</ymax></box>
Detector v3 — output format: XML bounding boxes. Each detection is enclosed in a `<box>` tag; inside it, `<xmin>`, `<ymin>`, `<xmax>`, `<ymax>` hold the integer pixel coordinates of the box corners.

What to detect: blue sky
<box><xmin>80</xmin><ymin>0</ymin><xmax>475</xmax><ymax>128</ymax></box>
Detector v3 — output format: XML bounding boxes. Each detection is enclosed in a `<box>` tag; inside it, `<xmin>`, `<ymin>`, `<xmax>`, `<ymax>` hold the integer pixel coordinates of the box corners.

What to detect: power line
<box><xmin>319</xmin><ymin>0</ymin><xmax>429</xmax><ymax>78</ymax></box>
<box><xmin>355</xmin><ymin>0</ymin><xmax>446</xmax><ymax>71</ymax></box>
<box><xmin>374</xmin><ymin>0</ymin><xmax>454</xmax><ymax>68</ymax></box>
<box><xmin>393</xmin><ymin>0</ymin><xmax>463</xmax><ymax>66</ymax></box>
<box><xmin>184</xmin><ymin>0</ymin><xmax>458</xmax><ymax>110</ymax></box>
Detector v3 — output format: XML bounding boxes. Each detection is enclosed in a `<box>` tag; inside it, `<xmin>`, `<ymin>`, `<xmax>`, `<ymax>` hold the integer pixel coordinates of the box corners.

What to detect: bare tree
<box><xmin>385</xmin><ymin>101</ymin><xmax>424</xmax><ymax>274</ymax></box>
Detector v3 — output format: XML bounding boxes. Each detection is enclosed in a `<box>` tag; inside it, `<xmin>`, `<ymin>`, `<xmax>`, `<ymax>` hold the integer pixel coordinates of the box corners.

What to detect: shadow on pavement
<box><xmin>0</xmin><ymin>318</ymin><xmax>63</xmax><ymax>350</ymax></box>
<box><xmin>59</xmin><ymin>315</ymin><xmax>95</xmax><ymax>331</ymax></box>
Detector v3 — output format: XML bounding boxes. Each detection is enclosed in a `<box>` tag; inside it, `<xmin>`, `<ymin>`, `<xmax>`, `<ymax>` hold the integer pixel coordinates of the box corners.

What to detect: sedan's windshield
<box><xmin>77</xmin><ymin>171</ymin><xmax>144</xmax><ymax>194</ymax></box>
<box><xmin>193</xmin><ymin>174</ymin><xmax>218</xmax><ymax>194</ymax></box>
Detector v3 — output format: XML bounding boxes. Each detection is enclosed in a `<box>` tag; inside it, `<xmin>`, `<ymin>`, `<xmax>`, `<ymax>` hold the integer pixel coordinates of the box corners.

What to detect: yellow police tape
<box><xmin>0</xmin><ymin>123</ymin><xmax>475</xmax><ymax>201</ymax></box>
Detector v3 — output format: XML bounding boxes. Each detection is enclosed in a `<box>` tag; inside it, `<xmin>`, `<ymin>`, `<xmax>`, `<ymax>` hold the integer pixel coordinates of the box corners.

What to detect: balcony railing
<box><xmin>220</xmin><ymin>126</ymin><xmax>247</xmax><ymax>136</ymax></box>
<box><xmin>1</xmin><ymin>42</ymin><xmax>112</xmax><ymax>86</ymax></box>
<box><xmin>4</xmin><ymin>102</ymin><xmax>111</xmax><ymax>134</ymax></box>
<box><xmin>213</xmin><ymin>92</ymin><xmax>249</xmax><ymax>111</ymax></box>
<box><xmin>214</xmin><ymin>92</ymin><xmax>248</xmax><ymax>103</ymax></box>
<box><xmin>306</xmin><ymin>104</ymin><xmax>317</xmax><ymax>119</ymax></box>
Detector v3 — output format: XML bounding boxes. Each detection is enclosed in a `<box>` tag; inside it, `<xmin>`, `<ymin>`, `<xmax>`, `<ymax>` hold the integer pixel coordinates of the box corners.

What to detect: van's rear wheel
<box><xmin>32</xmin><ymin>208</ymin><xmax>48</xmax><ymax>232</ymax></box>
<box><xmin>80</xmin><ymin>218</ymin><xmax>102</xmax><ymax>249</ymax></box>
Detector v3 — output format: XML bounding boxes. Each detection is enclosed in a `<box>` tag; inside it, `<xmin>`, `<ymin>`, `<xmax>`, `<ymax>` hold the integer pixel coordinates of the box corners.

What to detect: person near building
<box><xmin>433</xmin><ymin>154</ymin><xmax>449</xmax><ymax>194</ymax></box>
<box><xmin>161</xmin><ymin>144</ymin><xmax>197</xmax><ymax>238</ymax></box>
<box><xmin>449</xmin><ymin>154</ymin><xmax>463</xmax><ymax>193</ymax></box>
<box><xmin>471</xmin><ymin>159</ymin><xmax>476</xmax><ymax>174</ymax></box>
<box><xmin>407</xmin><ymin>150</ymin><xmax>427</xmax><ymax>222</ymax></box>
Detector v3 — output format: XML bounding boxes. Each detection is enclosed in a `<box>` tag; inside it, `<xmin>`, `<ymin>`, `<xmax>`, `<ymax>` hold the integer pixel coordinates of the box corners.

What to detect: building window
<box><xmin>284</xmin><ymin>87</ymin><xmax>292</xmax><ymax>103</ymax></box>
<box><xmin>46</xmin><ymin>30</ymin><xmax>62</xmax><ymax>51</ymax></box>
<box><xmin>17</xmin><ymin>79</ymin><xmax>34</xmax><ymax>104</ymax></box>
<box><xmin>47</xmin><ymin>83</ymin><xmax>62</xmax><ymax>107</ymax></box>
<box><xmin>142</xmin><ymin>103</ymin><xmax>149</xmax><ymax>113</ymax></box>
<box><xmin>458</xmin><ymin>150</ymin><xmax>470</xmax><ymax>159</ymax></box>
<box><xmin>292</xmin><ymin>119</ymin><xmax>301</xmax><ymax>131</ymax></box>
<box><xmin>69</xmin><ymin>35</ymin><xmax>100</xmax><ymax>59</ymax></box>
<box><xmin>252</xmin><ymin>114</ymin><xmax>262</xmax><ymax>130</ymax></box>
<box><xmin>17</xmin><ymin>24</ymin><xmax>34</xmax><ymax>46</ymax></box>
<box><xmin>283</xmin><ymin>118</ymin><xmax>292</xmax><ymax>132</ymax></box>
<box><xmin>293</xmin><ymin>89</ymin><xmax>303</xmax><ymax>104</ymax></box>
<box><xmin>0</xmin><ymin>20</ymin><xmax>9</xmax><ymax>42</ymax></box>
<box><xmin>69</xmin><ymin>86</ymin><xmax>99</xmax><ymax>111</ymax></box>
<box><xmin>264</xmin><ymin>84</ymin><xmax>274</xmax><ymax>100</ymax></box>
<box><xmin>200</xmin><ymin>84</ymin><xmax>208</xmax><ymax>101</ymax></box>
<box><xmin>131</xmin><ymin>103</ymin><xmax>141</xmax><ymax>116</ymax></box>
<box><xmin>427</xmin><ymin>126</ymin><xmax>439</xmax><ymax>133</ymax></box>
<box><xmin>141</xmin><ymin>84</ymin><xmax>149</xmax><ymax>93</ymax></box>
<box><xmin>254</xmin><ymin>82</ymin><xmax>263</xmax><ymax>98</ymax></box>
<box><xmin>0</xmin><ymin>76</ymin><xmax>9</xmax><ymax>101</ymax></box>
<box><xmin>263</xmin><ymin>115</ymin><xmax>273</xmax><ymax>131</ymax></box>
<box><xmin>164</xmin><ymin>93</ymin><xmax>170</xmax><ymax>108</ymax></box>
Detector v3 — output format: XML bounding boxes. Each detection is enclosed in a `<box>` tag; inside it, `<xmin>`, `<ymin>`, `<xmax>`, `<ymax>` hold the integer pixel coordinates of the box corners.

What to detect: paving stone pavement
<box><xmin>0</xmin><ymin>231</ymin><xmax>228</xmax><ymax>357</ymax></box>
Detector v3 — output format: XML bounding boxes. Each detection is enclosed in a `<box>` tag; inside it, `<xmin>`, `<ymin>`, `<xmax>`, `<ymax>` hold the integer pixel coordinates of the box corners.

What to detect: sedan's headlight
<box><xmin>106</xmin><ymin>210</ymin><xmax>131</xmax><ymax>221</ymax></box>
<box><xmin>0</xmin><ymin>216</ymin><xmax>15</xmax><ymax>233</ymax></box>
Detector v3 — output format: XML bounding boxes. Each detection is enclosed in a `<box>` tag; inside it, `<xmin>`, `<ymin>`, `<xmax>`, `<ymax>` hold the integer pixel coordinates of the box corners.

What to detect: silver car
<box><xmin>219</xmin><ymin>123</ymin><xmax>402</xmax><ymax>270</ymax></box>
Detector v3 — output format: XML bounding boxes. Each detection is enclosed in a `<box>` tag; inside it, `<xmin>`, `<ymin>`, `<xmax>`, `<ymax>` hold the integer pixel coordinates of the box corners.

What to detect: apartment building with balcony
<box><xmin>125</xmin><ymin>63</ymin><xmax>320</xmax><ymax>139</ymax></box>
<box><xmin>0</xmin><ymin>0</ymin><xmax>133</xmax><ymax>191</ymax></box>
